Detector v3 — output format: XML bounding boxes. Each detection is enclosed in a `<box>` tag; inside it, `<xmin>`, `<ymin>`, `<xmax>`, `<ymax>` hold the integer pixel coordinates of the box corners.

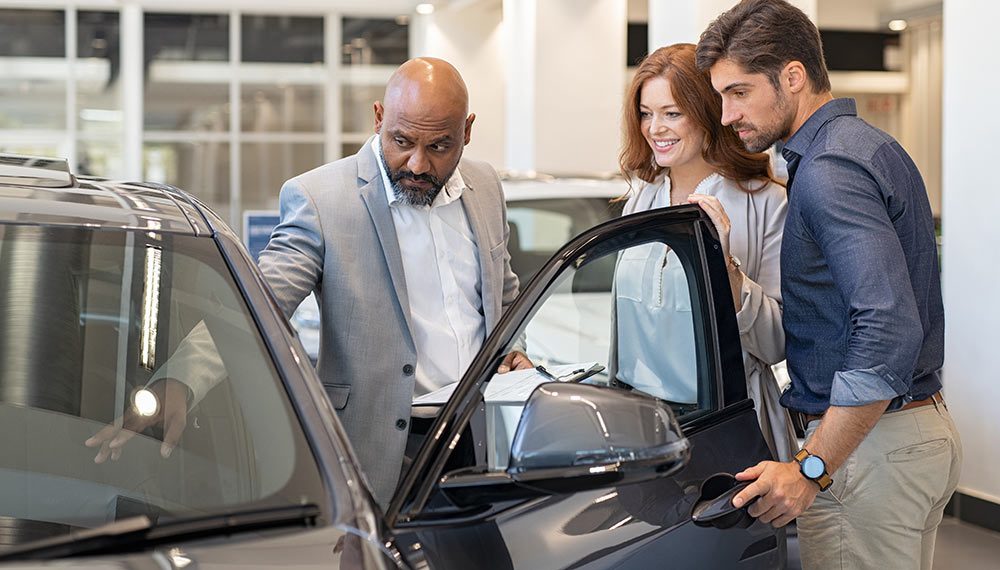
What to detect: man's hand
<box><xmin>496</xmin><ymin>350</ymin><xmax>533</xmax><ymax>373</ymax></box>
<box><xmin>85</xmin><ymin>378</ymin><xmax>191</xmax><ymax>462</ymax></box>
<box><xmin>732</xmin><ymin>460</ymin><xmax>820</xmax><ymax>528</ymax></box>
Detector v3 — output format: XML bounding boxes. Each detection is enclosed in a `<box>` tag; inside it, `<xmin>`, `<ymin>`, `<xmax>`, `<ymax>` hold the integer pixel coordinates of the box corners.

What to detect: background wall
<box><xmin>942</xmin><ymin>0</ymin><xmax>1000</xmax><ymax>507</ymax></box>
<box><xmin>411</xmin><ymin>1</ymin><xmax>506</xmax><ymax>168</ymax></box>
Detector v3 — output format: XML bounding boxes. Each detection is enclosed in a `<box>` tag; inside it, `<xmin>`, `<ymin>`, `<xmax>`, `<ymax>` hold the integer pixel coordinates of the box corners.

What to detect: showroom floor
<box><xmin>786</xmin><ymin>516</ymin><xmax>1000</xmax><ymax>569</ymax></box>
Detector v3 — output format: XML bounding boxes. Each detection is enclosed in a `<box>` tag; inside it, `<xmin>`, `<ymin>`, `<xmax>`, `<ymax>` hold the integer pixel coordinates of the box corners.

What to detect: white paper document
<box><xmin>410</xmin><ymin>362</ymin><xmax>603</xmax><ymax>406</ymax></box>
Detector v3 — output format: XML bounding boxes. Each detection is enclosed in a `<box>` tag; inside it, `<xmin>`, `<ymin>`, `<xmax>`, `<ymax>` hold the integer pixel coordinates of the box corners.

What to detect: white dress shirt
<box><xmin>372</xmin><ymin>136</ymin><xmax>486</xmax><ymax>394</ymax></box>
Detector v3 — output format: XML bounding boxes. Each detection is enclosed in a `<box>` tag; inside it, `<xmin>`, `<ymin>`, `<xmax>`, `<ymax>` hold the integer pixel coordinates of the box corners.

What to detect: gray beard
<box><xmin>377</xmin><ymin>145</ymin><xmax>443</xmax><ymax>207</ymax></box>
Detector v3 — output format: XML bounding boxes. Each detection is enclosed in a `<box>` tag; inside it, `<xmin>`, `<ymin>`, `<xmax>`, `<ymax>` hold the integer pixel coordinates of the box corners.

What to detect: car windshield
<box><xmin>0</xmin><ymin>224</ymin><xmax>327</xmax><ymax>547</ymax></box>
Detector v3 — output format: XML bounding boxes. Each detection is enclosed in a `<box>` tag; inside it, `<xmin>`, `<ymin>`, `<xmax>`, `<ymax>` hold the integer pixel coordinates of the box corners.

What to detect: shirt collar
<box><xmin>371</xmin><ymin>135</ymin><xmax>467</xmax><ymax>209</ymax></box>
<box><xmin>782</xmin><ymin>98</ymin><xmax>857</xmax><ymax>162</ymax></box>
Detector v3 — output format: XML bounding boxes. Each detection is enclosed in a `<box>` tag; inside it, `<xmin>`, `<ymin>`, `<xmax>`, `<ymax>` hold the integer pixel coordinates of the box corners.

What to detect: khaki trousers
<box><xmin>799</xmin><ymin>400</ymin><xmax>962</xmax><ymax>570</ymax></box>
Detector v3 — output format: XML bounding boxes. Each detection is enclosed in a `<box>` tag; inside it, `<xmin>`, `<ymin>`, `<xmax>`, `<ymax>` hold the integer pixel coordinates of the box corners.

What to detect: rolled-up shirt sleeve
<box><xmin>796</xmin><ymin>152</ymin><xmax>922</xmax><ymax>407</ymax></box>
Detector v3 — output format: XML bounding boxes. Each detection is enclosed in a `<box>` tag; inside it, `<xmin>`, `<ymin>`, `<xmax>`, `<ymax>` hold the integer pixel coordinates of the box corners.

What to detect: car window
<box><xmin>506</xmin><ymin>198</ymin><xmax>623</xmax><ymax>286</ymax></box>
<box><xmin>0</xmin><ymin>224</ymin><xmax>327</xmax><ymax>543</ymax></box>
<box><xmin>483</xmin><ymin>235</ymin><xmax>714</xmax><ymax>471</ymax></box>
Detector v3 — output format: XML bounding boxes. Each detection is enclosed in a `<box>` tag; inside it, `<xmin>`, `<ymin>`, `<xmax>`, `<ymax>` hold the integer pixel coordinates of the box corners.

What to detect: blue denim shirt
<box><xmin>778</xmin><ymin>98</ymin><xmax>944</xmax><ymax>415</ymax></box>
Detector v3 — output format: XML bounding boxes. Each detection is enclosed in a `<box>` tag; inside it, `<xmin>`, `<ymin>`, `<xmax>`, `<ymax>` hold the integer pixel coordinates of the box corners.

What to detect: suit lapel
<box><xmin>459</xmin><ymin>165</ymin><xmax>499</xmax><ymax>331</ymax></box>
<box><xmin>357</xmin><ymin>144</ymin><xmax>416</xmax><ymax>348</ymax></box>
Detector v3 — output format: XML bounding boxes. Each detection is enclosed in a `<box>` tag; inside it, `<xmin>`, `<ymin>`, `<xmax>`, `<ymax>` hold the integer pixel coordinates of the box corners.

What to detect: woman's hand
<box><xmin>687</xmin><ymin>194</ymin><xmax>731</xmax><ymax>260</ymax></box>
<box><xmin>687</xmin><ymin>194</ymin><xmax>744</xmax><ymax>308</ymax></box>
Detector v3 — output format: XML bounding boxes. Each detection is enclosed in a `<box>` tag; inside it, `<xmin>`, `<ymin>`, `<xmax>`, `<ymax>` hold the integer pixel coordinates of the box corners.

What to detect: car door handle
<box><xmin>690</xmin><ymin>473</ymin><xmax>758</xmax><ymax>529</ymax></box>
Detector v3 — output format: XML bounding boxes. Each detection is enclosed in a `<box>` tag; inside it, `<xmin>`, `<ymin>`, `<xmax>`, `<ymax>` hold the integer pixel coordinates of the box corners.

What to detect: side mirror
<box><xmin>440</xmin><ymin>383</ymin><xmax>691</xmax><ymax>507</ymax></box>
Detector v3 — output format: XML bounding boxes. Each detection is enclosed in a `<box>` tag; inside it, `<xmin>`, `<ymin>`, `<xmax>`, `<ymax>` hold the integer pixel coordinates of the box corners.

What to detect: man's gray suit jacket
<box><xmin>257</xmin><ymin>143</ymin><xmax>520</xmax><ymax>507</ymax></box>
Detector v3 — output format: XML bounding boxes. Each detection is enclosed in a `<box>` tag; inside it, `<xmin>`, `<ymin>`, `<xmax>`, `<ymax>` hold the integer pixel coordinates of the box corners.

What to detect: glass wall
<box><xmin>0</xmin><ymin>5</ymin><xmax>411</xmax><ymax>235</ymax></box>
<box><xmin>0</xmin><ymin>9</ymin><xmax>67</xmax><ymax>157</ymax></box>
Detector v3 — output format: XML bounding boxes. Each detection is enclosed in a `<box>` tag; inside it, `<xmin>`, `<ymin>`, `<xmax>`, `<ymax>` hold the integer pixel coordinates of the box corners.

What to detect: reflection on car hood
<box><xmin>0</xmin><ymin>526</ymin><xmax>361</xmax><ymax>569</ymax></box>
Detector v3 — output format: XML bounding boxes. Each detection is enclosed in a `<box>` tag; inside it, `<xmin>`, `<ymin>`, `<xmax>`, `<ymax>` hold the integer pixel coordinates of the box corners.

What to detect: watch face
<box><xmin>801</xmin><ymin>455</ymin><xmax>825</xmax><ymax>479</ymax></box>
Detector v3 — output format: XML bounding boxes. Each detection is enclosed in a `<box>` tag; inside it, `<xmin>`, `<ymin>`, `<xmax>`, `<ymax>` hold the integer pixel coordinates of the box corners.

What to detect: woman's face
<box><xmin>639</xmin><ymin>76</ymin><xmax>707</xmax><ymax>170</ymax></box>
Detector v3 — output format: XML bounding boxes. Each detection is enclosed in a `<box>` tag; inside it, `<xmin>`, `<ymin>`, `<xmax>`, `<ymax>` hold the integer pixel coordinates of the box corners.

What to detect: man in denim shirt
<box><xmin>697</xmin><ymin>1</ymin><xmax>961</xmax><ymax>567</ymax></box>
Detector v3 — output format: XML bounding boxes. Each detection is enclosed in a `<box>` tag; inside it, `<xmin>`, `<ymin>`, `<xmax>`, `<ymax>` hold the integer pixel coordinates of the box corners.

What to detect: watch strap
<box><xmin>794</xmin><ymin>448</ymin><xmax>833</xmax><ymax>492</ymax></box>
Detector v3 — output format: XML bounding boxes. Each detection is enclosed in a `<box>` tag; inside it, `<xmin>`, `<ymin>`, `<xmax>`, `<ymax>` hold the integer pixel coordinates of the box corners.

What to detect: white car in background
<box><xmin>291</xmin><ymin>176</ymin><xmax>627</xmax><ymax>366</ymax></box>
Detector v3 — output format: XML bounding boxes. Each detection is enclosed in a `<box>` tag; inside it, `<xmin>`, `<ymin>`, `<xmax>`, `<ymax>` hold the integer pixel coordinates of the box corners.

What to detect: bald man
<box><xmin>267</xmin><ymin>57</ymin><xmax>530</xmax><ymax>504</ymax></box>
<box><xmin>87</xmin><ymin>58</ymin><xmax>531</xmax><ymax>508</ymax></box>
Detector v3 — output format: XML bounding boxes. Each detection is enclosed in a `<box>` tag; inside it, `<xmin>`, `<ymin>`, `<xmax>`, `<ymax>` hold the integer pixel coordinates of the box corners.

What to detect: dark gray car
<box><xmin>0</xmin><ymin>155</ymin><xmax>783</xmax><ymax>568</ymax></box>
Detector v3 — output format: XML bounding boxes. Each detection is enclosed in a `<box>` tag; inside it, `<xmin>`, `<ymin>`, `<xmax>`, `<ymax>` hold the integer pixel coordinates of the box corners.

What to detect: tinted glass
<box><xmin>241</xmin><ymin>84</ymin><xmax>324</xmax><ymax>133</ymax></box>
<box><xmin>0</xmin><ymin>226</ymin><xmax>326</xmax><ymax>545</ymax></box>
<box><xmin>240</xmin><ymin>142</ymin><xmax>324</xmax><ymax>217</ymax></box>
<box><xmin>242</xmin><ymin>15</ymin><xmax>323</xmax><ymax>64</ymax></box>
<box><xmin>341</xmin><ymin>84</ymin><xmax>382</xmax><ymax>135</ymax></box>
<box><xmin>506</xmin><ymin>197</ymin><xmax>623</xmax><ymax>285</ymax></box>
<box><xmin>144</xmin><ymin>13</ymin><xmax>229</xmax><ymax>131</ymax></box>
<box><xmin>77</xmin><ymin>11</ymin><xmax>122</xmax><ymax>135</ymax></box>
<box><xmin>0</xmin><ymin>9</ymin><xmax>64</xmax><ymax>57</ymax></box>
<box><xmin>143</xmin><ymin>141</ymin><xmax>231</xmax><ymax>220</ymax></box>
<box><xmin>0</xmin><ymin>9</ymin><xmax>67</xmax><ymax>130</ymax></box>
<box><xmin>342</xmin><ymin>17</ymin><xmax>408</xmax><ymax>66</ymax></box>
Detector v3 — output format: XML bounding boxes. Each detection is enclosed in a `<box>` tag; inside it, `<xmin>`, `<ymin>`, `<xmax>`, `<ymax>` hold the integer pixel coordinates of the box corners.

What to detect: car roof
<box><xmin>501</xmin><ymin>177</ymin><xmax>629</xmax><ymax>201</ymax></box>
<box><xmin>0</xmin><ymin>154</ymin><xmax>212</xmax><ymax>236</ymax></box>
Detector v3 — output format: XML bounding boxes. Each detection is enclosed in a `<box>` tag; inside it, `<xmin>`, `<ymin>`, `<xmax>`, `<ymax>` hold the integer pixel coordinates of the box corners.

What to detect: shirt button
<box><xmin>402</xmin><ymin>364</ymin><xmax>415</xmax><ymax>376</ymax></box>
<box><xmin>396</xmin><ymin>418</ymin><xmax>408</xmax><ymax>430</ymax></box>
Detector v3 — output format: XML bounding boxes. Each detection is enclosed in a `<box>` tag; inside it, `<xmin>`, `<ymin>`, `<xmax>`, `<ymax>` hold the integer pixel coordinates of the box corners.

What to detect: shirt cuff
<box><xmin>829</xmin><ymin>364</ymin><xmax>908</xmax><ymax>407</ymax></box>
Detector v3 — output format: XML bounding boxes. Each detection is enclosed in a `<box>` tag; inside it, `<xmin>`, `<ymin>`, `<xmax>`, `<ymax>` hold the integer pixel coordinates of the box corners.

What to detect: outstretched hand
<box><xmin>85</xmin><ymin>378</ymin><xmax>191</xmax><ymax>463</ymax></box>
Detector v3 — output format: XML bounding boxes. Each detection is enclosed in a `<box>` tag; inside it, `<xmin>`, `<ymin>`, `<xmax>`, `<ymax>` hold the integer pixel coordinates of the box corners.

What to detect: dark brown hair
<box><xmin>696</xmin><ymin>0</ymin><xmax>831</xmax><ymax>93</ymax></box>
<box><xmin>619</xmin><ymin>43</ymin><xmax>774</xmax><ymax>193</ymax></box>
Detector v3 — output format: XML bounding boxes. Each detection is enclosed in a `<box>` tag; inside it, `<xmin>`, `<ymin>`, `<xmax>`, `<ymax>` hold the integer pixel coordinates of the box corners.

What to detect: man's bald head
<box><xmin>383</xmin><ymin>57</ymin><xmax>470</xmax><ymax>119</ymax></box>
<box><xmin>373</xmin><ymin>58</ymin><xmax>476</xmax><ymax>207</ymax></box>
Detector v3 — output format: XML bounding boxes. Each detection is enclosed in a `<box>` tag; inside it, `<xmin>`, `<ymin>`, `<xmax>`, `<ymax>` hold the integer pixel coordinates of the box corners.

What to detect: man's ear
<box><xmin>374</xmin><ymin>101</ymin><xmax>384</xmax><ymax>133</ymax></box>
<box><xmin>784</xmin><ymin>61</ymin><xmax>808</xmax><ymax>95</ymax></box>
<box><xmin>464</xmin><ymin>113</ymin><xmax>476</xmax><ymax>145</ymax></box>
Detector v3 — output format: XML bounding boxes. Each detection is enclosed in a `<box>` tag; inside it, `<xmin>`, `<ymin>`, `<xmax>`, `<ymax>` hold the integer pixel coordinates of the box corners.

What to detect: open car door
<box><xmin>388</xmin><ymin>205</ymin><xmax>785</xmax><ymax>570</ymax></box>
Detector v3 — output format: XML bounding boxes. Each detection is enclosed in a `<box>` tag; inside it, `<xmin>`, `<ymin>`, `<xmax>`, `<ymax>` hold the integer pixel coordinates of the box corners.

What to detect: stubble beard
<box><xmin>734</xmin><ymin>90</ymin><xmax>795</xmax><ymax>153</ymax></box>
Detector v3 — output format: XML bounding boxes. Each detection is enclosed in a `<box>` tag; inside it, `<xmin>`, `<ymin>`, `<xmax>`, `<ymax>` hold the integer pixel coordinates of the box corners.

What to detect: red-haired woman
<box><xmin>615</xmin><ymin>43</ymin><xmax>796</xmax><ymax>461</ymax></box>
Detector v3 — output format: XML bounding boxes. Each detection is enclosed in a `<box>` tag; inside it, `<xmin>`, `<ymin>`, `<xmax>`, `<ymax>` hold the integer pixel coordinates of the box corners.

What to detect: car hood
<box><xmin>0</xmin><ymin>526</ymin><xmax>381</xmax><ymax>569</ymax></box>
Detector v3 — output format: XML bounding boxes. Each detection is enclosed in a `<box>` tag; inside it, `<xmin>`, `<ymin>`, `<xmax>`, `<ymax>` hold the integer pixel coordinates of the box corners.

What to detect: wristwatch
<box><xmin>794</xmin><ymin>448</ymin><xmax>833</xmax><ymax>491</ymax></box>
<box><xmin>727</xmin><ymin>254</ymin><xmax>742</xmax><ymax>272</ymax></box>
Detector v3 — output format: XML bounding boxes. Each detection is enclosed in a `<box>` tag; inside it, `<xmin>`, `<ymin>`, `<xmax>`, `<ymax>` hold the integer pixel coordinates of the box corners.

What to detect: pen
<box><xmin>535</xmin><ymin>365</ymin><xmax>558</xmax><ymax>381</ymax></box>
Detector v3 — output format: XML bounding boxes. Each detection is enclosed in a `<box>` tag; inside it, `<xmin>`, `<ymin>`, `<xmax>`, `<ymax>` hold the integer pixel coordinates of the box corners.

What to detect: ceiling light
<box><xmin>888</xmin><ymin>19</ymin><xmax>907</xmax><ymax>31</ymax></box>
<box><xmin>416</xmin><ymin>3</ymin><xmax>435</xmax><ymax>15</ymax></box>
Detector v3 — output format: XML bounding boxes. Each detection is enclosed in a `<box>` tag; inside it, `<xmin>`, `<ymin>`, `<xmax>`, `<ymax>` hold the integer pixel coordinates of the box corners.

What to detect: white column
<box><xmin>324</xmin><ymin>12</ymin><xmax>343</xmax><ymax>163</ymax></box>
<box><xmin>121</xmin><ymin>3</ymin><xmax>143</xmax><ymax>181</ymax></box>
<box><xmin>411</xmin><ymin>2</ymin><xmax>506</xmax><ymax>167</ymax></box>
<box><xmin>648</xmin><ymin>0</ymin><xmax>818</xmax><ymax>50</ymax></box>
<box><xmin>65</xmin><ymin>6</ymin><xmax>77</xmax><ymax>170</ymax></box>
<box><xmin>505</xmin><ymin>0</ymin><xmax>626</xmax><ymax>174</ymax></box>
<box><xmin>942</xmin><ymin>0</ymin><xmax>1000</xmax><ymax>506</ymax></box>
<box><xmin>229</xmin><ymin>10</ymin><xmax>242</xmax><ymax>231</ymax></box>
<box><xmin>503</xmin><ymin>0</ymin><xmax>537</xmax><ymax>172</ymax></box>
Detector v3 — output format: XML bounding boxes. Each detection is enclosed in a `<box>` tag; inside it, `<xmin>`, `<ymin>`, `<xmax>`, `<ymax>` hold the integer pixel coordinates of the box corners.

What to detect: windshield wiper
<box><xmin>0</xmin><ymin>503</ymin><xmax>320</xmax><ymax>561</ymax></box>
